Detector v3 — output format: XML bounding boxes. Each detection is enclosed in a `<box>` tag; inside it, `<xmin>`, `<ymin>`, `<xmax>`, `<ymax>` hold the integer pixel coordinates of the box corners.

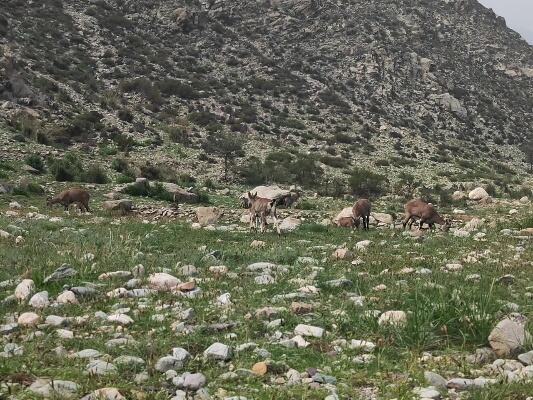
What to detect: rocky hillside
<box><xmin>1</xmin><ymin>0</ymin><xmax>532</xmax><ymax>189</ymax></box>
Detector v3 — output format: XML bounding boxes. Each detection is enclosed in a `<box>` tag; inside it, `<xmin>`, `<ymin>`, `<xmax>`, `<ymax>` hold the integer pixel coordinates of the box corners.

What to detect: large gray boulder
<box><xmin>160</xmin><ymin>182</ymin><xmax>199</xmax><ymax>203</ymax></box>
<box><xmin>102</xmin><ymin>199</ymin><xmax>134</xmax><ymax>213</ymax></box>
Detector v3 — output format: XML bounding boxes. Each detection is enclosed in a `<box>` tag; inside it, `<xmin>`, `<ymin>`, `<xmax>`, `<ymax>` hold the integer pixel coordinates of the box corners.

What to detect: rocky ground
<box><xmin>1</xmin><ymin>184</ymin><xmax>532</xmax><ymax>400</ymax></box>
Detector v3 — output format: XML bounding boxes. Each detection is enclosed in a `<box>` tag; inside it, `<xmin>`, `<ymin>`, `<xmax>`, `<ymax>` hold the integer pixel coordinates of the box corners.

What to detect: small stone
<box><xmin>113</xmin><ymin>355</ymin><xmax>145</xmax><ymax>366</ymax></box>
<box><xmin>29</xmin><ymin>291</ymin><xmax>49</xmax><ymax>308</ymax></box>
<box><xmin>18</xmin><ymin>312</ymin><xmax>40</xmax><ymax>326</ymax></box>
<box><xmin>107</xmin><ymin>314</ymin><xmax>133</xmax><ymax>325</ymax></box>
<box><xmin>424</xmin><ymin>371</ymin><xmax>447</xmax><ymax>390</ymax></box>
<box><xmin>332</xmin><ymin>248</ymin><xmax>353</xmax><ymax>260</ymax></box>
<box><xmin>73</xmin><ymin>349</ymin><xmax>101</xmax><ymax>359</ymax></box>
<box><xmin>294</xmin><ymin>324</ymin><xmax>324</xmax><ymax>338</ymax></box>
<box><xmin>44</xmin><ymin>265</ymin><xmax>77</xmax><ymax>283</ymax></box>
<box><xmin>57</xmin><ymin>290</ymin><xmax>78</xmax><ymax>304</ymax></box>
<box><xmin>173</xmin><ymin>372</ymin><xmax>207</xmax><ymax>391</ymax></box>
<box><xmin>356</xmin><ymin>240</ymin><xmax>371</xmax><ymax>251</ymax></box>
<box><xmin>378</xmin><ymin>310</ymin><xmax>407</xmax><ymax>327</ymax></box>
<box><xmin>291</xmin><ymin>302</ymin><xmax>314</xmax><ymax>315</ymax></box>
<box><xmin>86</xmin><ymin>360</ymin><xmax>117</xmax><ymax>375</ymax></box>
<box><xmin>15</xmin><ymin>279</ymin><xmax>35</xmax><ymax>301</ymax></box>
<box><xmin>155</xmin><ymin>356</ymin><xmax>186</xmax><ymax>372</ymax></box>
<box><xmin>255</xmin><ymin>274</ymin><xmax>275</xmax><ymax>285</ymax></box>
<box><xmin>518</xmin><ymin>351</ymin><xmax>533</xmax><ymax>366</ymax></box>
<box><xmin>204</xmin><ymin>342</ymin><xmax>232</xmax><ymax>361</ymax></box>
<box><xmin>252</xmin><ymin>361</ymin><xmax>268</xmax><ymax>375</ymax></box>
<box><xmin>148</xmin><ymin>273</ymin><xmax>180</xmax><ymax>291</ymax></box>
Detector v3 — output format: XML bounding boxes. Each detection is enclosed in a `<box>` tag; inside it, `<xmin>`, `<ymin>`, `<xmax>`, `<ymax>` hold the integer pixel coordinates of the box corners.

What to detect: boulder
<box><xmin>28</xmin><ymin>379</ymin><xmax>78</xmax><ymax>398</ymax></box>
<box><xmin>241</xmin><ymin>185</ymin><xmax>291</xmax><ymax>202</ymax></box>
<box><xmin>18</xmin><ymin>312</ymin><xmax>40</xmax><ymax>326</ymax></box>
<box><xmin>279</xmin><ymin>217</ymin><xmax>301</xmax><ymax>232</ymax></box>
<box><xmin>204</xmin><ymin>342</ymin><xmax>232</xmax><ymax>361</ymax></box>
<box><xmin>433</xmin><ymin>93</ymin><xmax>467</xmax><ymax>119</ymax></box>
<box><xmin>102</xmin><ymin>199</ymin><xmax>134</xmax><ymax>213</ymax></box>
<box><xmin>14</xmin><ymin>279</ymin><xmax>35</xmax><ymax>301</ymax></box>
<box><xmin>372</xmin><ymin>212</ymin><xmax>394</xmax><ymax>225</ymax></box>
<box><xmin>159</xmin><ymin>182</ymin><xmax>199</xmax><ymax>203</ymax></box>
<box><xmin>469</xmin><ymin>187</ymin><xmax>489</xmax><ymax>201</ymax></box>
<box><xmin>148</xmin><ymin>273</ymin><xmax>180</xmax><ymax>291</ymax></box>
<box><xmin>333</xmin><ymin>207</ymin><xmax>353</xmax><ymax>223</ymax></box>
<box><xmin>196</xmin><ymin>207</ymin><xmax>223</xmax><ymax>226</ymax></box>
<box><xmin>452</xmin><ymin>191</ymin><xmax>465</xmax><ymax>201</ymax></box>
<box><xmin>488</xmin><ymin>317</ymin><xmax>530</xmax><ymax>357</ymax></box>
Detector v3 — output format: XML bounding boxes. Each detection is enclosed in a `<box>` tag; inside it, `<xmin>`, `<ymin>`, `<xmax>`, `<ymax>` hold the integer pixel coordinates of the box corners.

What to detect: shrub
<box><xmin>80</xmin><ymin>165</ymin><xmax>108</xmax><ymax>184</ymax></box>
<box><xmin>239</xmin><ymin>156</ymin><xmax>266</xmax><ymax>185</ymax></box>
<box><xmin>139</xmin><ymin>163</ymin><xmax>163</xmax><ymax>180</ymax></box>
<box><xmin>49</xmin><ymin>153</ymin><xmax>83</xmax><ymax>182</ymax></box>
<box><xmin>116</xmin><ymin>174</ymin><xmax>135</xmax><ymax>184</ymax></box>
<box><xmin>348</xmin><ymin>167</ymin><xmax>388</xmax><ymax>197</ymax></box>
<box><xmin>117</xmin><ymin>108</ymin><xmax>134</xmax><ymax>122</ymax></box>
<box><xmin>111</xmin><ymin>157</ymin><xmax>130</xmax><ymax>173</ymax></box>
<box><xmin>25</xmin><ymin>154</ymin><xmax>45</xmax><ymax>172</ymax></box>
<box><xmin>157</xmin><ymin>79</ymin><xmax>198</xmax><ymax>99</ymax></box>
<box><xmin>13</xmin><ymin>181</ymin><xmax>45</xmax><ymax>196</ymax></box>
<box><xmin>320</xmin><ymin>155</ymin><xmax>348</xmax><ymax>169</ymax></box>
<box><xmin>188</xmin><ymin>111</ymin><xmax>218</xmax><ymax>127</ymax></box>
<box><xmin>168</xmin><ymin>126</ymin><xmax>190</xmax><ymax>144</ymax></box>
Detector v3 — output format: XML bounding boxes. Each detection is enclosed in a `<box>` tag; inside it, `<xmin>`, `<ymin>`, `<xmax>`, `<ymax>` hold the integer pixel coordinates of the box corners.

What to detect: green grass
<box><xmin>0</xmin><ymin>192</ymin><xmax>531</xmax><ymax>399</ymax></box>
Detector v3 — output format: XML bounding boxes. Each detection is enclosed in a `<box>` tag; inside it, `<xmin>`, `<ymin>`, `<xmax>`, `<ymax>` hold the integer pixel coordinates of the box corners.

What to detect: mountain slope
<box><xmin>1</xmin><ymin>0</ymin><xmax>532</xmax><ymax>188</ymax></box>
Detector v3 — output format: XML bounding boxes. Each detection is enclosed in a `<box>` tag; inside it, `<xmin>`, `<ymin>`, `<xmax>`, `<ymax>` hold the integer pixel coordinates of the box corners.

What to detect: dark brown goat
<box><xmin>352</xmin><ymin>199</ymin><xmax>371</xmax><ymax>230</ymax></box>
<box><xmin>47</xmin><ymin>188</ymin><xmax>91</xmax><ymax>213</ymax></box>
<box><xmin>403</xmin><ymin>199</ymin><xmax>450</xmax><ymax>231</ymax></box>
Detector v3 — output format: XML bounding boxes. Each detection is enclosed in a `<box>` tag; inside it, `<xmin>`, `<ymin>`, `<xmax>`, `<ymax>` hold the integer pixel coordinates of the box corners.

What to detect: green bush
<box><xmin>111</xmin><ymin>157</ymin><xmax>130</xmax><ymax>173</ymax></box>
<box><xmin>239</xmin><ymin>156</ymin><xmax>266</xmax><ymax>185</ymax></box>
<box><xmin>320</xmin><ymin>155</ymin><xmax>348</xmax><ymax>169</ymax></box>
<box><xmin>49</xmin><ymin>153</ymin><xmax>83</xmax><ymax>182</ymax></box>
<box><xmin>157</xmin><ymin>79</ymin><xmax>198</xmax><ymax>99</ymax></box>
<box><xmin>80</xmin><ymin>165</ymin><xmax>108</xmax><ymax>184</ymax></box>
<box><xmin>348</xmin><ymin>167</ymin><xmax>388</xmax><ymax>197</ymax></box>
<box><xmin>25</xmin><ymin>154</ymin><xmax>45</xmax><ymax>172</ymax></box>
<box><xmin>13</xmin><ymin>181</ymin><xmax>45</xmax><ymax>196</ymax></box>
<box><xmin>116</xmin><ymin>174</ymin><xmax>135</xmax><ymax>184</ymax></box>
<box><xmin>188</xmin><ymin>111</ymin><xmax>218</xmax><ymax>127</ymax></box>
<box><xmin>168</xmin><ymin>126</ymin><xmax>190</xmax><ymax>144</ymax></box>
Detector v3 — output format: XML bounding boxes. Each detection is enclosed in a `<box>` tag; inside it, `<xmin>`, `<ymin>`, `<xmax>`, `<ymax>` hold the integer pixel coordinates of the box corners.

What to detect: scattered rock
<box><xmin>18</xmin><ymin>312</ymin><xmax>40</xmax><ymax>326</ymax></box>
<box><xmin>204</xmin><ymin>342</ymin><xmax>232</xmax><ymax>361</ymax></box>
<box><xmin>378</xmin><ymin>311</ymin><xmax>407</xmax><ymax>327</ymax></box>
<box><xmin>468</xmin><ymin>187</ymin><xmax>489</xmax><ymax>201</ymax></box>
<box><xmin>15</xmin><ymin>279</ymin><xmax>35</xmax><ymax>301</ymax></box>
<box><xmin>488</xmin><ymin>317</ymin><xmax>530</xmax><ymax>357</ymax></box>
<box><xmin>294</xmin><ymin>324</ymin><xmax>324</xmax><ymax>338</ymax></box>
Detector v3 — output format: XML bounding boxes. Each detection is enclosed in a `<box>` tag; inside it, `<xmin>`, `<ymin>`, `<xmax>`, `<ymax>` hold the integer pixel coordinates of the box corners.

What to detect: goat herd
<box><xmin>46</xmin><ymin>187</ymin><xmax>451</xmax><ymax>234</ymax></box>
<box><xmin>245</xmin><ymin>191</ymin><xmax>451</xmax><ymax>234</ymax></box>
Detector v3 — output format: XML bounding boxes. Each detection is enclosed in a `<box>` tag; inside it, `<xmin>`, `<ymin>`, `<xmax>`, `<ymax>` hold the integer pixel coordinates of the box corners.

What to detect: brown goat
<box><xmin>47</xmin><ymin>188</ymin><xmax>91</xmax><ymax>213</ymax></box>
<box><xmin>247</xmin><ymin>192</ymin><xmax>280</xmax><ymax>234</ymax></box>
<box><xmin>352</xmin><ymin>199</ymin><xmax>371</xmax><ymax>230</ymax></box>
<box><xmin>403</xmin><ymin>199</ymin><xmax>450</xmax><ymax>231</ymax></box>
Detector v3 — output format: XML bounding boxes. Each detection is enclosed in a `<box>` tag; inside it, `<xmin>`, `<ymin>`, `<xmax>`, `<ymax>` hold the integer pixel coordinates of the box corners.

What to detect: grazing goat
<box><xmin>47</xmin><ymin>188</ymin><xmax>91</xmax><ymax>213</ymax></box>
<box><xmin>247</xmin><ymin>192</ymin><xmax>280</xmax><ymax>234</ymax></box>
<box><xmin>352</xmin><ymin>199</ymin><xmax>371</xmax><ymax>230</ymax></box>
<box><xmin>402</xmin><ymin>199</ymin><xmax>450</xmax><ymax>231</ymax></box>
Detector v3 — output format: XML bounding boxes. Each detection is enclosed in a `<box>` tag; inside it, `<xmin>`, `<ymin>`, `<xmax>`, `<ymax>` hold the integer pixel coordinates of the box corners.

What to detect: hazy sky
<box><xmin>478</xmin><ymin>0</ymin><xmax>533</xmax><ymax>44</ymax></box>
